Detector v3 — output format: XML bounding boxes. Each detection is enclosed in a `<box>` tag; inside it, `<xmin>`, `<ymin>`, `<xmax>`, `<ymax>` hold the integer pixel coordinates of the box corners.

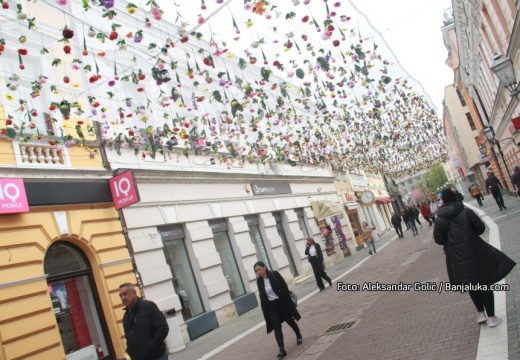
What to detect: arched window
<box><xmin>45</xmin><ymin>242</ymin><xmax>112</xmax><ymax>359</ymax></box>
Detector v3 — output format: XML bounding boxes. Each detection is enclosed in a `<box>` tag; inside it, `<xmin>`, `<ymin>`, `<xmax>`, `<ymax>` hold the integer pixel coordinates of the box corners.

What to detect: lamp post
<box><xmin>490</xmin><ymin>54</ymin><xmax>520</xmax><ymax>97</ymax></box>
<box><xmin>483</xmin><ymin>126</ymin><xmax>513</xmax><ymax>190</ymax></box>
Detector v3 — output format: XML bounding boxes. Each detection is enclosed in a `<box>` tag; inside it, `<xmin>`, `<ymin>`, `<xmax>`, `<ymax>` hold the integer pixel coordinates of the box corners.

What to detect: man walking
<box><xmin>119</xmin><ymin>283</ymin><xmax>169</xmax><ymax>360</ymax></box>
<box><xmin>485</xmin><ymin>171</ymin><xmax>507</xmax><ymax>210</ymax></box>
<box><xmin>391</xmin><ymin>212</ymin><xmax>403</xmax><ymax>238</ymax></box>
<box><xmin>512</xmin><ymin>166</ymin><xmax>520</xmax><ymax>197</ymax></box>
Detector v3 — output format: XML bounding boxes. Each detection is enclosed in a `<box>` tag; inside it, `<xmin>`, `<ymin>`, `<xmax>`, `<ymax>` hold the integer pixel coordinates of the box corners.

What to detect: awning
<box><xmin>311</xmin><ymin>201</ymin><xmax>343</xmax><ymax>221</ymax></box>
<box><xmin>375</xmin><ymin>197</ymin><xmax>395</xmax><ymax>205</ymax></box>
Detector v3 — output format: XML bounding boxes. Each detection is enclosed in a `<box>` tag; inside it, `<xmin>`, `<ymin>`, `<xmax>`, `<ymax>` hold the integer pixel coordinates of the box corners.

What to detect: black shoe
<box><xmin>503</xmin><ymin>206</ymin><xmax>507</xmax><ymax>209</ymax></box>
<box><xmin>277</xmin><ymin>349</ymin><xmax>287</xmax><ymax>359</ymax></box>
<box><xmin>328</xmin><ymin>280</ymin><xmax>332</xmax><ymax>287</ymax></box>
<box><xmin>297</xmin><ymin>336</ymin><xmax>303</xmax><ymax>345</ymax></box>
<box><xmin>319</xmin><ymin>287</ymin><xmax>325</xmax><ymax>292</ymax></box>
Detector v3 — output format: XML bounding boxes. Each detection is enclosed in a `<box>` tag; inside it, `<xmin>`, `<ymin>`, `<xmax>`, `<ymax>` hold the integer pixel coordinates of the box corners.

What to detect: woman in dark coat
<box><xmin>434</xmin><ymin>189</ymin><xmax>516</xmax><ymax>327</ymax></box>
<box><xmin>255</xmin><ymin>261</ymin><xmax>302</xmax><ymax>359</ymax></box>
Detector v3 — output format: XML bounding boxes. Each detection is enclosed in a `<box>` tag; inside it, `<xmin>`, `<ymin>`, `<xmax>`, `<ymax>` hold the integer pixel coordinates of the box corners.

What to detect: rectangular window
<box><xmin>456</xmin><ymin>89</ymin><xmax>467</xmax><ymax>107</ymax></box>
<box><xmin>295</xmin><ymin>208</ymin><xmax>310</xmax><ymax>239</ymax></box>
<box><xmin>466</xmin><ymin>113</ymin><xmax>476</xmax><ymax>130</ymax></box>
<box><xmin>159</xmin><ymin>225</ymin><xmax>204</xmax><ymax>320</ymax></box>
<box><xmin>273</xmin><ymin>212</ymin><xmax>298</xmax><ymax>276</ymax></box>
<box><xmin>209</xmin><ymin>220</ymin><xmax>246</xmax><ymax>299</ymax></box>
<box><xmin>245</xmin><ymin>216</ymin><xmax>272</xmax><ymax>268</ymax></box>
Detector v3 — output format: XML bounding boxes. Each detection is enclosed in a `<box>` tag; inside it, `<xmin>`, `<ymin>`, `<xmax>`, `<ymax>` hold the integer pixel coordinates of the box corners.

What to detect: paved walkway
<box><xmin>171</xmin><ymin>195</ymin><xmax>519</xmax><ymax>360</ymax></box>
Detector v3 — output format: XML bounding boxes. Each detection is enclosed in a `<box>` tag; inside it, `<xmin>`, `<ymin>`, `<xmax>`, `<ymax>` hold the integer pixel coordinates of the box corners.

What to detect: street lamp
<box><xmin>479</xmin><ymin>144</ymin><xmax>487</xmax><ymax>156</ymax></box>
<box><xmin>483</xmin><ymin>126</ymin><xmax>496</xmax><ymax>144</ymax></box>
<box><xmin>490</xmin><ymin>54</ymin><xmax>520</xmax><ymax>97</ymax></box>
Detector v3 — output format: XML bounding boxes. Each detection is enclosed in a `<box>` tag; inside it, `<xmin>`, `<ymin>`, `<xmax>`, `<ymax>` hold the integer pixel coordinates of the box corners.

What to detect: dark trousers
<box><xmin>415</xmin><ymin>216</ymin><xmax>422</xmax><ymax>226</ymax></box>
<box><xmin>469</xmin><ymin>290</ymin><xmax>495</xmax><ymax>316</ymax></box>
<box><xmin>309</xmin><ymin>256</ymin><xmax>331</xmax><ymax>290</ymax></box>
<box><xmin>424</xmin><ymin>217</ymin><xmax>433</xmax><ymax>226</ymax></box>
<box><xmin>394</xmin><ymin>224</ymin><xmax>403</xmax><ymax>238</ymax></box>
<box><xmin>491</xmin><ymin>190</ymin><xmax>506</xmax><ymax>209</ymax></box>
<box><xmin>475</xmin><ymin>195</ymin><xmax>483</xmax><ymax>207</ymax></box>
<box><xmin>268</xmin><ymin>299</ymin><xmax>300</xmax><ymax>349</ymax></box>
<box><xmin>407</xmin><ymin>218</ymin><xmax>418</xmax><ymax>235</ymax></box>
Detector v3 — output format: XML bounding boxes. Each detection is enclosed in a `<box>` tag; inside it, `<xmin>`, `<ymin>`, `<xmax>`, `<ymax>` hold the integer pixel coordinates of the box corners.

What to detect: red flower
<box><xmin>327</xmin><ymin>24</ymin><xmax>334</xmax><ymax>31</ymax></box>
<box><xmin>62</xmin><ymin>27</ymin><xmax>74</xmax><ymax>39</ymax></box>
<box><xmin>138</xmin><ymin>74</ymin><xmax>146</xmax><ymax>80</ymax></box>
<box><xmin>77</xmin><ymin>120</ymin><xmax>84</xmax><ymax>125</ymax></box>
<box><xmin>49</xmin><ymin>104</ymin><xmax>57</xmax><ymax>111</ymax></box>
<box><xmin>137</xmin><ymin>87</ymin><xmax>144</xmax><ymax>92</ymax></box>
<box><xmin>63</xmin><ymin>76</ymin><xmax>70</xmax><ymax>83</ymax></box>
<box><xmin>82</xmin><ymin>49</ymin><xmax>88</xmax><ymax>56</ymax></box>
<box><xmin>301</xmin><ymin>15</ymin><xmax>309</xmax><ymax>22</ymax></box>
<box><xmin>6</xmin><ymin>119</ymin><xmax>13</xmax><ymax>126</ymax></box>
<box><xmin>92</xmin><ymin>101</ymin><xmax>100</xmax><ymax>108</ymax></box>
<box><xmin>31</xmin><ymin>110</ymin><xmax>38</xmax><ymax>116</ymax></box>
<box><xmin>109</xmin><ymin>31</ymin><xmax>118</xmax><ymax>41</ymax></box>
<box><xmin>2</xmin><ymin>2</ymin><xmax>9</xmax><ymax>9</ymax></box>
<box><xmin>17</xmin><ymin>49</ymin><xmax>28</xmax><ymax>56</ymax></box>
<box><xmin>63</xmin><ymin>45</ymin><xmax>71</xmax><ymax>54</ymax></box>
<box><xmin>128</xmin><ymin>130</ymin><xmax>135</xmax><ymax>136</ymax></box>
<box><xmin>180</xmin><ymin>36</ymin><xmax>189</xmax><ymax>43</ymax></box>
<box><xmin>332</xmin><ymin>39</ymin><xmax>340</xmax><ymax>47</ymax></box>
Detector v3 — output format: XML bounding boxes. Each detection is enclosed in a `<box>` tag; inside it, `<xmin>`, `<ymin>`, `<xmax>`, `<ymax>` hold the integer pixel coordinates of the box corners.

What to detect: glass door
<box><xmin>45</xmin><ymin>242</ymin><xmax>112</xmax><ymax>359</ymax></box>
<box><xmin>273</xmin><ymin>212</ymin><xmax>298</xmax><ymax>276</ymax></box>
<box><xmin>245</xmin><ymin>216</ymin><xmax>272</xmax><ymax>269</ymax></box>
<box><xmin>210</xmin><ymin>220</ymin><xmax>246</xmax><ymax>299</ymax></box>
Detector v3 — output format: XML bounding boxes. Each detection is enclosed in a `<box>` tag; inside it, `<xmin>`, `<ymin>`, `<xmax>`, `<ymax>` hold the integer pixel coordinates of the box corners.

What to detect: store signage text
<box><xmin>109</xmin><ymin>171</ymin><xmax>140</xmax><ymax>209</ymax></box>
<box><xmin>250</xmin><ymin>181</ymin><xmax>291</xmax><ymax>196</ymax></box>
<box><xmin>0</xmin><ymin>178</ymin><xmax>29</xmax><ymax>214</ymax></box>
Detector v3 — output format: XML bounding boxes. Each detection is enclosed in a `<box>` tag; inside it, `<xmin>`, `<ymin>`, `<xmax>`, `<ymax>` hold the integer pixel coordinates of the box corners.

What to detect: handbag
<box><xmin>289</xmin><ymin>291</ymin><xmax>298</xmax><ymax>306</ymax></box>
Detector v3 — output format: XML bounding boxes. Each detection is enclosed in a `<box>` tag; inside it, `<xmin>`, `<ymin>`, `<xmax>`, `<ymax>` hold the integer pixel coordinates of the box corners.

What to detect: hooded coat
<box><xmin>434</xmin><ymin>202</ymin><xmax>516</xmax><ymax>285</ymax></box>
<box><xmin>257</xmin><ymin>270</ymin><xmax>301</xmax><ymax>334</ymax></box>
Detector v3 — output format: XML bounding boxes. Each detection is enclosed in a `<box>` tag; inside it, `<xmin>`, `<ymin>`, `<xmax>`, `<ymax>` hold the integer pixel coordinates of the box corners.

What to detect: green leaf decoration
<box><xmin>296</xmin><ymin>68</ymin><xmax>305</xmax><ymax>79</ymax></box>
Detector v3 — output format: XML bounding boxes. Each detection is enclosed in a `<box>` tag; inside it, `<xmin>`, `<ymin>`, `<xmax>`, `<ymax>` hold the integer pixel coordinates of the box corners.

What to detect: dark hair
<box><xmin>253</xmin><ymin>261</ymin><xmax>268</xmax><ymax>271</ymax></box>
<box><xmin>514</xmin><ymin>166</ymin><xmax>520</xmax><ymax>172</ymax></box>
<box><xmin>441</xmin><ymin>188</ymin><xmax>457</xmax><ymax>204</ymax></box>
<box><xmin>119</xmin><ymin>282</ymin><xmax>135</xmax><ymax>290</ymax></box>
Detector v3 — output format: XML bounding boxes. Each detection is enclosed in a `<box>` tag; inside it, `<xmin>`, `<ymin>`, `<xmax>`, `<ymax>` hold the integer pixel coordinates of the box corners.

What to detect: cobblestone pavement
<box><xmin>207</xmin><ymin>226</ymin><xmax>479</xmax><ymax>360</ymax></box>
<box><xmin>172</xmin><ymin>195</ymin><xmax>519</xmax><ymax>360</ymax></box>
<box><xmin>466</xmin><ymin>193</ymin><xmax>520</xmax><ymax>359</ymax></box>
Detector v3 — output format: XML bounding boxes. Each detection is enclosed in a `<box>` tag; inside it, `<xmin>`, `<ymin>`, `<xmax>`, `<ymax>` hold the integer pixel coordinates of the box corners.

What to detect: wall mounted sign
<box><xmin>109</xmin><ymin>170</ymin><xmax>140</xmax><ymax>210</ymax></box>
<box><xmin>250</xmin><ymin>181</ymin><xmax>291</xmax><ymax>196</ymax></box>
<box><xmin>0</xmin><ymin>178</ymin><xmax>29</xmax><ymax>214</ymax></box>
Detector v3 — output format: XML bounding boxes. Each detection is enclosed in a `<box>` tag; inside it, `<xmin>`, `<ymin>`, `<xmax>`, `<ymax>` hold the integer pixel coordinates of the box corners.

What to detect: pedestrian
<box><xmin>433</xmin><ymin>189</ymin><xmax>516</xmax><ymax>327</ymax></box>
<box><xmin>405</xmin><ymin>206</ymin><xmax>419</xmax><ymax>236</ymax></box>
<box><xmin>420</xmin><ymin>201</ymin><xmax>433</xmax><ymax>226</ymax></box>
<box><xmin>401</xmin><ymin>208</ymin><xmax>410</xmax><ymax>229</ymax></box>
<box><xmin>512</xmin><ymin>166</ymin><xmax>520</xmax><ymax>197</ymax></box>
<box><xmin>304</xmin><ymin>237</ymin><xmax>332</xmax><ymax>291</ymax></box>
<box><xmin>361</xmin><ymin>221</ymin><xmax>377</xmax><ymax>255</ymax></box>
<box><xmin>429</xmin><ymin>192</ymin><xmax>441</xmax><ymax>221</ymax></box>
<box><xmin>119</xmin><ymin>283</ymin><xmax>169</xmax><ymax>360</ymax></box>
<box><xmin>391</xmin><ymin>212</ymin><xmax>404</xmax><ymax>238</ymax></box>
<box><xmin>469</xmin><ymin>183</ymin><xmax>484</xmax><ymax>207</ymax></box>
<box><xmin>255</xmin><ymin>261</ymin><xmax>302</xmax><ymax>359</ymax></box>
<box><xmin>454</xmin><ymin>190</ymin><xmax>464</xmax><ymax>201</ymax></box>
<box><xmin>411</xmin><ymin>204</ymin><xmax>422</xmax><ymax>227</ymax></box>
<box><xmin>485</xmin><ymin>171</ymin><xmax>507</xmax><ymax>210</ymax></box>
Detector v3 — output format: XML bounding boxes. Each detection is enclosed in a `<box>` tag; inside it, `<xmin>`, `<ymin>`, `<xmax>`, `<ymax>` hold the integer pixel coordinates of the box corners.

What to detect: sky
<box><xmin>351</xmin><ymin>0</ymin><xmax>454</xmax><ymax>115</ymax></box>
<box><xmin>153</xmin><ymin>0</ymin><xmax>455</xmax><ymax>116</ymax></box>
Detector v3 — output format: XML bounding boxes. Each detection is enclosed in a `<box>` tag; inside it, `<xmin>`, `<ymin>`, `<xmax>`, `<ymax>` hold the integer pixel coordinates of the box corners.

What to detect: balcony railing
<box><xmin>12</xmin><ymin>141</ymin><xmax>71</xmax><ymax>167</ymax></box>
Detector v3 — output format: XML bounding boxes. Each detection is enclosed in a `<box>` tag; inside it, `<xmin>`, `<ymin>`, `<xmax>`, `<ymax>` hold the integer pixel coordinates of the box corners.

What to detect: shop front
<box><xmin>0</xmin><ymin>179</ymin><xmax>136</xmax><ymax>360</ymax></box>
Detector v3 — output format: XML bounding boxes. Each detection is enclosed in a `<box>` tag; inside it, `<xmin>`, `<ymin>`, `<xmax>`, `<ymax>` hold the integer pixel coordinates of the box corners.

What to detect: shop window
<box><xmin>44</xmin><ymin>242</ymin><xmax>111</xmax><ymax>359</ymax></box>
<box><xmin>209</xmin><ymin>220</ymin><xmax>246</xmax><ymax>299</ymax></box>
<box><xmin>273</xmin><ymin>212</ymin><xmax>298</xmax><ymax>276</ymax></box>
<box><xmin>245</xmin><ymin>215</ymin><xmax>272</xmax><ymax>268</ymax></box>
<box><xmin>295</xmin><ymin>208</ymin><xmax>310</xmax><ymax>238</ymax></box>
<box><xmin>159</xmin><ymin>225</ymin><xmax>204</xmax><ymax>320</ymax></box>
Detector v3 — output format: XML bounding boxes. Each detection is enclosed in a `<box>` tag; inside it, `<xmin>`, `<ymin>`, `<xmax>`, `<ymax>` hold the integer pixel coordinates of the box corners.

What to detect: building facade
<box><xmin>451</xmin><ymin>0</ymin><xmax>520</xmax><ymax>190</ymax></box>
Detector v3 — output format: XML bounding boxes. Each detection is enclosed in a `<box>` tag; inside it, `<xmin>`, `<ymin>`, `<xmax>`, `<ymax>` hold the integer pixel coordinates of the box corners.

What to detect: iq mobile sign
<box><xmin>109</xmin><ymin>170</ymin><xmax>140</xmax><ymax>210</ymax></box>
<box><xmin>0</xmin><ymin>178</ymin><xmax>29</xmax><ymax>214</ymax></box>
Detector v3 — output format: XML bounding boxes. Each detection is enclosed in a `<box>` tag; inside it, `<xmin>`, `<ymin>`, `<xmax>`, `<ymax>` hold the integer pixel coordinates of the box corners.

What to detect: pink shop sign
<box><xmin>0</xmin><ymin>178</ymin><xmax>29</xmax><ymax>214</ymax></box>
<box><xmin>109</xmin><ymin>170</ymin><xmax>140</xmax><ymax>210</ymax></box>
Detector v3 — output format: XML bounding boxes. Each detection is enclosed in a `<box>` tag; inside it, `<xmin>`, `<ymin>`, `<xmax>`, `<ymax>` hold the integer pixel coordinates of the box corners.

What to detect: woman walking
<box><xmin>362</xmin><ymin>222</ymin><xmax>377</xmax><ymax>255</ymax></box>
<box><xmin>420</xmin><ymin>201</ymin><xmax>433</xmax><ymax>226</ymax></box>
<box><xmin>305</xmin><ymin>237</ymin><xmax>332</xmax><ymax>291</ymax></box>
<box><xmin>255</xmin><ymin>261</ymin><xmax>303</xmax><ymax>359</ymax></box>
<box><xmin>434</xmin><ymin>189</ymin><xmax>516</xmax><ymax>327</ymax></box>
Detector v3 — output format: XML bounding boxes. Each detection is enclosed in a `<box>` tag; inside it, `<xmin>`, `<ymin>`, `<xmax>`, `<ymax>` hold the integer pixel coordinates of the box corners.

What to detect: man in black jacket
<box><xmin>512</xmin><ymin>166</ymin><xmax>520</xmax><ymax>196</ymax></box>
<box><xmin>119</xmin><ymin>283</ymin><xmax>169</xmax><ymax>360</ymax></box>
<box><xmin>485</xmin><ymin>171</ymin><xmax>507</xmax><ymax>210</ymax></box>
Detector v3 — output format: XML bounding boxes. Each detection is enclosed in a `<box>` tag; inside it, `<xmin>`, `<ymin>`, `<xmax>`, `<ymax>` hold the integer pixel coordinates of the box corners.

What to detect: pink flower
<box><xmin>57</xmin><ymin>0</ymin><xmax>68</xmax><ymax>5</ymax></box>
<box><xmin>151</xmin><ymin>6</ymin><xmax>162</xmax><ymax>21</ymax></box>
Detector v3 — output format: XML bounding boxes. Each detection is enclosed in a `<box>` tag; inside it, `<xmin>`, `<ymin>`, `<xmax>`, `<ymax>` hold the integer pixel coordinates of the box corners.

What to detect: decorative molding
<box><xmin>0</xmin><ymin>274</ymin><xmax>48</xmax><ymax>289</ymax></box>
